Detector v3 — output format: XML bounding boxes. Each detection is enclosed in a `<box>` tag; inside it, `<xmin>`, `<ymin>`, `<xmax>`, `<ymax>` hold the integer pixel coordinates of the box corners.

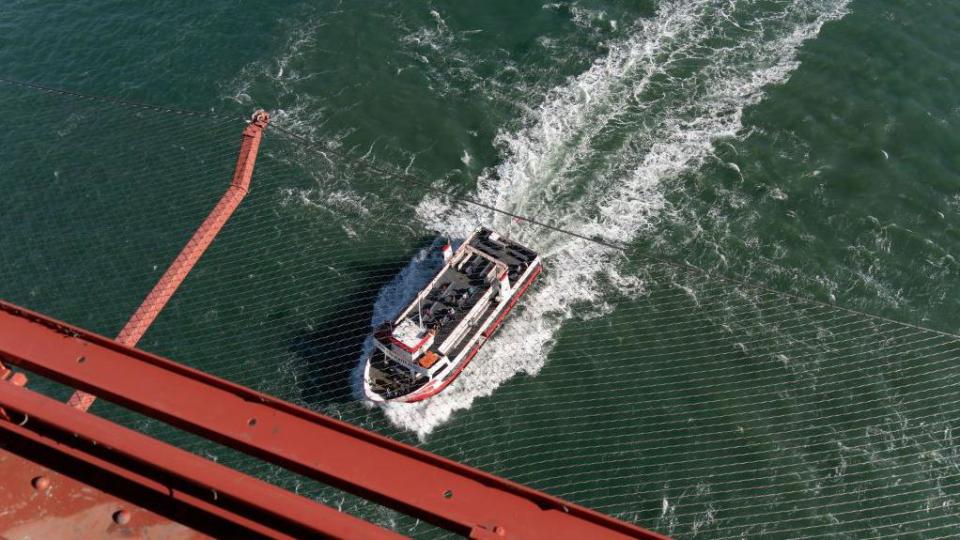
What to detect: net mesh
<box><xmin>2</xmin><ymin>81</ymin><xmax>959</xmax><ymax>539</ymax></box>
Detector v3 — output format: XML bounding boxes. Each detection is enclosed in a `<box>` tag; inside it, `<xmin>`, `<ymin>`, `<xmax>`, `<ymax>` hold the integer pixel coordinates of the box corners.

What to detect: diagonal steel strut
<box><xmin>67</xmin><ymin>110</ymin><xmax>270</xmax><ymax>412</ymax></box>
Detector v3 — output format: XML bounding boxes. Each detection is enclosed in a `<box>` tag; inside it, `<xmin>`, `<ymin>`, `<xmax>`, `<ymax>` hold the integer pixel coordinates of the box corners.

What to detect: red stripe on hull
<box><xmin>402</xmin><ymin>264</ymin><xmax>542</xmax><ymax>403</ymax></box>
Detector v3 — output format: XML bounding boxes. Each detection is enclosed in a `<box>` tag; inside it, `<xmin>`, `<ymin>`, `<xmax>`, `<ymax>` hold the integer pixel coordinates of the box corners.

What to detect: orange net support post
<box><xmin>67</xmin><ymin>111</ymin><xmax>270</xmax><ymax>412</ymax></box>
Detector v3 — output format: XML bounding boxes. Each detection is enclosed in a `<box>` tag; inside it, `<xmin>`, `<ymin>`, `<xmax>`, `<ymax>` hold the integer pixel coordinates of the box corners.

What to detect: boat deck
<box><xmin>401</xmin><ymin>229</ymin><xmax>538</xmax><ymax>355</ymax></box>
<box><xmin>440</xmin><ymin>300</ymin><xmax>500</xmax><ymax>365</ymax></box>
<box><xmin>367</xmin><ymin>349</ymin><xmax>428</xmax><ymax>399</ymax></box>
<box><xmin>471</xmin><ymin>229</ymin><xmax>538</xmax><ymax>283</ymax></box>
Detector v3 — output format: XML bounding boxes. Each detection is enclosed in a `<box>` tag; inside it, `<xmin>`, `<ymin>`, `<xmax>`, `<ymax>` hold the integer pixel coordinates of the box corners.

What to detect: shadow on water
<box><xmin>288</xmin><ymin>235</ymin><xmax>443</xmax><ymax>408</ymax></box>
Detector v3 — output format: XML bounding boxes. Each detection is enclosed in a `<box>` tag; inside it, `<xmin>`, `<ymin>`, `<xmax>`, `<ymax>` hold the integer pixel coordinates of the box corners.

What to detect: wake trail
<box><xmin>367</xmin><ymin>0</ymin><xmax>851</xmax><ymax>438</ymax></box>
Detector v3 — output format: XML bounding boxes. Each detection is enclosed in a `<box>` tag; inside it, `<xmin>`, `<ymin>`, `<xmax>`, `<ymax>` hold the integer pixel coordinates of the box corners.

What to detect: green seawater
<box><xmin>2</xmin><ymin>1</ymin><xmax>960</xmax><ymax>537</ymax></box>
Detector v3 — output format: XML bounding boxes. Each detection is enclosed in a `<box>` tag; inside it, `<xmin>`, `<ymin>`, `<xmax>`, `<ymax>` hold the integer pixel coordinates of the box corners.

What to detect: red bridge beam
<box><xmin>68</xmin><ymin>110</ymin><xmax>270</xmax><ymax>412</ymax></box>
<box><xmin>0</xmin><ymin>382</ymin><xmax>403</xmax><ymax>539</ymax></box>
<box><xmin>0</xmin><ymin>301</ymin><xmax>667</xmax><ymax>540</ymax></box>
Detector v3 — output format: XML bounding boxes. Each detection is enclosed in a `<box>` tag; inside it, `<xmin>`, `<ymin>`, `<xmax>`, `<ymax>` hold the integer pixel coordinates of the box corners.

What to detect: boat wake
<box><xmin>372</xmin><ymin>0</ymin><xmax>851</xmax><ymax>438</ymax></box>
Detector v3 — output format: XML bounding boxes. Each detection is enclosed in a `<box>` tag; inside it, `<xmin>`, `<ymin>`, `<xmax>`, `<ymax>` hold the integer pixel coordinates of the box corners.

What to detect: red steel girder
<box><xmin>0</xmin><ymin>443</ymin><xmax>209</xmax><ymax>540</ymax></box>
<box><xmin>0</xmin><ymin>301</ymin><xmax>667</xmax><ymax>539</ymax></box>
<box><xmin>0</xmin><ymin>382</ymin><xmax>402</xmax><ymax>539</ymax></box>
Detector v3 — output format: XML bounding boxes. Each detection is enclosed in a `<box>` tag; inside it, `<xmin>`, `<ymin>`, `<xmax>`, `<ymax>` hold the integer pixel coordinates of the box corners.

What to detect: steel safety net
<box><xmin>0</xmin><ymin>83</ymin><xmax>243</xmax><ymax>345</ymax></box>
<box><xmin>2</xmin><ymin>79</ymin><xmax>959</xmax><ymax>538</ymax></box>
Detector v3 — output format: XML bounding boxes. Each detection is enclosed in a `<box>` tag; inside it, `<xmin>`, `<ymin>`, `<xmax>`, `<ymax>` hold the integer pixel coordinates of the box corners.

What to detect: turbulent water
<box><xmin>3</xmin><ymin>1</ymin><xmax>960</xmax><ymax>538</ymax></box>
<box><xmin>394</xmin><ymin>0</ymin><xmax>852</xmax><ymax>437</ymax></box>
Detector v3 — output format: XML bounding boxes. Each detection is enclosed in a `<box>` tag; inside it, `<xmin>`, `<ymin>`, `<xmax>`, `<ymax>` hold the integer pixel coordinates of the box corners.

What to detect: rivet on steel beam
<box><xmin>493</xmin><ymin>525</ymin><xmax>506</xmax><ymax>537</ymax></box>
<box><xmin>76</xmin><ymin>356</ymin><xmax>86</xmax><ymax>364</ymax></box>
<box><xmin>31</xmin><ymin>476</ymin><xmax>50</xmax><ymax>490</ymax></box>
<box><xmin>113</xmin><ymin>509</ymin><xmax>131</xmax><ymax>525</ymax></box>
<box><xmin>443</xmin><ymin>490</ymin><xmax>453</xmax><ymax>499</ymax></box>
<box><xmin>10</xmin><ymin>372</ymin><xmax>27</xmax><ymax>387</ymax></box>
<box><xmin>247</xmin><ymin>417</ymin><xmax>257</xmax><ymax>427</ymax></box>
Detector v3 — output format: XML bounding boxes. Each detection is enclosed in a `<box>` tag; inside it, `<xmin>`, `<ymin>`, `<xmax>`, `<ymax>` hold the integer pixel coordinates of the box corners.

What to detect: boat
<box><xmin>362</xmin><ymin>227</ymin><xmax>542</xmax><ymax>402</ymax></box>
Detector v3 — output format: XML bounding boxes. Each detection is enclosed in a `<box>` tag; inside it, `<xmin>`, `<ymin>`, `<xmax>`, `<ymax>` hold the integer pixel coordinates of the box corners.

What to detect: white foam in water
<box><xmin>367</xmin><ymin>0</ymin><xmax>851</xmax><ymax>439</ymax></box>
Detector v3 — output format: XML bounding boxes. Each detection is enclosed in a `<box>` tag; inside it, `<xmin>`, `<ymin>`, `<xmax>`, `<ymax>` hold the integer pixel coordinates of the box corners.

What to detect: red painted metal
<box><xmin>0</xmin><ymin>300</ymin><xmax>668</xmax><ymax>540</ymax></box>
<box><xmin>0</xmin><ymin>445</ymin><xmax>208</xmax><ymax>539</ymax></box>
<box><xmin>0</xmin><ymin>359</ymin><xmax>27</xmax><ymax>421</ymax></box>
<box><xmin>68</xmin><ymin>110</ymin><xmax>270</xmax><ymax>412</ymax></box>
<box><xmin>0</xmin><ymin>382</ymin><xmax>403</xmax><ymax>540</ymax></box>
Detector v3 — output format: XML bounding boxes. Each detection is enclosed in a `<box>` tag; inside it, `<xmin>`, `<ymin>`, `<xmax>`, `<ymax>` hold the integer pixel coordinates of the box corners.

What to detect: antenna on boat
<box><xmin>418</xmin><ymin>296</ymin><xmax>423</xmax><ymax>328</ymax></box>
